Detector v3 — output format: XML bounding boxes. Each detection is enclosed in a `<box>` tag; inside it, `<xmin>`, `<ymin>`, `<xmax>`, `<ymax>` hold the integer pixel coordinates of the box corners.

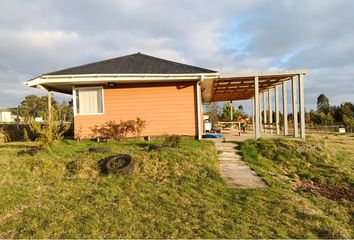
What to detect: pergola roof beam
<box><xmin>204</xmin><ymin>70</ymin><xmax>307</xmax><ymax>103</ymax></box>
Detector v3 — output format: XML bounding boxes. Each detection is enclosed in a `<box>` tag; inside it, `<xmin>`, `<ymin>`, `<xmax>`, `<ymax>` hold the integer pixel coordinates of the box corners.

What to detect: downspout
<box><xmin>196</xmin><ymin>75</ymin><xmax>204</xmax><ymax>140</ymax></box>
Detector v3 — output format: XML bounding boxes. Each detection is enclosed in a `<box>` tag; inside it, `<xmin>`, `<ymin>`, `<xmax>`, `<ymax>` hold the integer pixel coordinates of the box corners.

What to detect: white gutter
<box><xmin>25</xmin><ymin>73</ymin><xmax>219</xmax><ymax>87</ymax></box>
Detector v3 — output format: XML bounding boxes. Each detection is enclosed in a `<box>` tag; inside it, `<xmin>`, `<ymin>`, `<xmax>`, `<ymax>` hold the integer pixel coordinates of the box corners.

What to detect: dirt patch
<box><xmin>295</xmin><ymin>180</ymin><xmax>354</xmax><ymax>201</ymax></box>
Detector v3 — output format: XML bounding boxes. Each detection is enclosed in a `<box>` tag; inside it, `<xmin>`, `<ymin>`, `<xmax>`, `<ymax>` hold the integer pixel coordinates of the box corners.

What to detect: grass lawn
<box><xmin>0</xmin><ymin>134</ymin><xmax>353</xmax><ymax>238</ymax></box>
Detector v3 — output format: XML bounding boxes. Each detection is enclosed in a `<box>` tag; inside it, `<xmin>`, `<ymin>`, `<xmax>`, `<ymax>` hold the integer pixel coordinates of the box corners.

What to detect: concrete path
<box><xmin>215</xmin><ymin>140</ymin><xmax>267</xmax><ymax>189</ymax></box>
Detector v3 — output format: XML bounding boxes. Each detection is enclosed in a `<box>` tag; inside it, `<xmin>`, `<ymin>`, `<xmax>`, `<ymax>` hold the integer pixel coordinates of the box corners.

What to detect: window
<box><xmin>74</xmin><ymin>87</ymin><xmax>104</xmax><ymax>115</ymax></box>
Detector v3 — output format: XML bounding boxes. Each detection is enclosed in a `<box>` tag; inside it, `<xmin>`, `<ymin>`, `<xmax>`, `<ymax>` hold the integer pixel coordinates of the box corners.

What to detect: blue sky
<box><xmin>0</xmin><ymin>0</ymin><xmax>353</xmax><ymax>111</ymax></box>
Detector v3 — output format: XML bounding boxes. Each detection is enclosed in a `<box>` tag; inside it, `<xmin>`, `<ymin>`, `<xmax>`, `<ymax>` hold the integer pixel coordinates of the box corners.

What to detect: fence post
<box><xmin>16</xmin><ymin>105</ymin><xmax>20</xmax><ymax>131</ymax></box>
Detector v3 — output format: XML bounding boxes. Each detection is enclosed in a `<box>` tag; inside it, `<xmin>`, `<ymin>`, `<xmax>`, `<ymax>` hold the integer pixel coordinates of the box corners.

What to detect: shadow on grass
<box><xmin>0</xmin><ymin>144</ymin><xmax>34</xmax><ymax>149</ymax></box>
<box><xmin>135</xmin><ymin>142</ymin><xmax>169</xmax><ymax>151</ymax></box>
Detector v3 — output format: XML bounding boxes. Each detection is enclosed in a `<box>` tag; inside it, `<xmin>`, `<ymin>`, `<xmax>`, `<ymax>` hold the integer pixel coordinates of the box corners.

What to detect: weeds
<box><xmin>65</xmin><ymin>154</ymin><xmax>99</xmax><ymax>179</ymax></box>
<box><xmin>0</xmin><ymin>128</ymin><xmax>9</xmax><ymax>143</ymax></box>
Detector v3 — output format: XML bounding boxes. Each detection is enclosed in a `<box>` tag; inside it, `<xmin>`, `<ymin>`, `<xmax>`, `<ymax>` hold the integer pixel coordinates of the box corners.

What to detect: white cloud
<box><xmin>0</xmin><ymin>0</ymin><xmax>353</xmax><ymax>108</ymax></box>
<box><xmin>24</xmin><ymin>30</ymin><xmax>79</xmax><ymax>47</ymax></box>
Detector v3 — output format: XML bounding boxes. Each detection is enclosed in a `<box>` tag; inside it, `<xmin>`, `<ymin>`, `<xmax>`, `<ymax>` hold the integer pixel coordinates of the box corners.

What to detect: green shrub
<box><xmin>23</xmin><ymin>128</ymin><xmax>30</xmax><ymax>142</ymax></box>
<box><xmin>162</xmin><ymin>134</ymin><xmax>182</xmax><ymax>148</ymax></box>
<box><xmin>0</xmin><ymin>127</ymin><xmax>9</xmax><ymax>143</ymax></box>
<box><xmin>29</xmin><ymin>110</ymin><xmax>70</xmax><ymax>146</ymax></box>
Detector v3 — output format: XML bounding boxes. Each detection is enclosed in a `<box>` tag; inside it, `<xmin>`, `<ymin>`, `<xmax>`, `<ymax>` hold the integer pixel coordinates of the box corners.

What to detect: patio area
<box><xmin>202</xmin><ymin>70</ymin><xmax>308</xmax><ymax>140</ymax></box>
<box><xmin>220</xmin><ymin>128</ymin><xmax>299</xmax><ymax>142</ymax></box>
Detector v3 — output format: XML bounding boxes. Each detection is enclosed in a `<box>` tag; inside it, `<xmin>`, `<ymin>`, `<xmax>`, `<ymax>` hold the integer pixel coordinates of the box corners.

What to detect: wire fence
<box><xmin>306</xmin><ymin>124</ymin><xmax>353</xmax><ymax>134</ymax></box>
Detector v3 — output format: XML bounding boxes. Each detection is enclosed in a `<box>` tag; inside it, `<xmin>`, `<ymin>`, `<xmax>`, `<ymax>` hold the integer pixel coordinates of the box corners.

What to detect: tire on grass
<box><xmin>104</xmin><ymin>154</ymin><xmax>133</xmax><ymax>173</ymax></box>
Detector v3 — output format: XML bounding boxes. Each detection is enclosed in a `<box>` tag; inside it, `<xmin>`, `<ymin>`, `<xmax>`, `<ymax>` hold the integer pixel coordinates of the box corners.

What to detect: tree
<box><xmin>317</xmin><ymin>93</ymin><xmax>330</xmax><ymax>113</ymax></box>
<box><xmin>238</xmin><ymin>105</ymin><xmax>244</xmax><ymax>113</ymax></box>
<box><xmin>339</xmin><ymin>102</ymin><xmax>354</xmax><ymax>128</ymax></box>
<box><xmin>57</xmin><ymin>101</ymin><xmax>73</xmax><ymax>122</ymax></box>
<box><xmin>20</xmin><ymin>94</ymin><xmax>59</xmax><ymax>122</ymax></box>
<box><xmin>20</xmin><ymin>95</ymin><xmax>44</xmax><ymax>122</ymax></box>
<box><xmin>205</xmin><ymin>103</ymin><xmax>220</xmax><ymax>126</ymax></box>
<box><xmin>343</xmin><ymin>114</ymin><xmax>354</xmax><ymax>128</ymax></box>
<box><xmin>220</xmin><ymin>102</ymin><xmax>242</xmax><ymax>121</ymax></box>
<box><xmin>311</xmin><ymin>111</ymin><xmax>334</xmax><ymax>125</ymax></box>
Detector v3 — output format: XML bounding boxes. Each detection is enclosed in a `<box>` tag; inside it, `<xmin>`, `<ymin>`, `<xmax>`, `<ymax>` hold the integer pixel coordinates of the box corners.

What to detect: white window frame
<box><xmin>72</xmin><ymin>86</ymin><xmax>105</xmax><ymax>116</ymax></box>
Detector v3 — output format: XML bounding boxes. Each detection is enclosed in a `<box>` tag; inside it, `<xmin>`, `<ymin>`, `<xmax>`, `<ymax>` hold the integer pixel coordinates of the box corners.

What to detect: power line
<box><xmin>0</xmin><ymin>64</ymin><xmax>37</xmax><ymax>76</ymax></box>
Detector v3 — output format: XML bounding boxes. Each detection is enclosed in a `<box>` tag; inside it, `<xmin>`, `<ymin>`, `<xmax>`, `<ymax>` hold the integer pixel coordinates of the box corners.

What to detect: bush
<box><xmin>91</xmin><ymin>118</ymin><xmax>146</xmax><ymax>141</ymax></box>
<box><xmin>23</xmin><ymin>128</ymin><xmax>30</xmax><ymax>142</ymax></box>
<box><xmin>0</xmin><ymin>127</ymin><xmax>9</xmax><ymax>143</ymax></box>
<box><xmin>29</xmin><ymin>110</ymin><xmax>70</xmax><ymax>146</ymax></box>
<box><xmin>162</xmin><ymin>134</ymin><xmax>182</xmax><ymax>148</ymax></box>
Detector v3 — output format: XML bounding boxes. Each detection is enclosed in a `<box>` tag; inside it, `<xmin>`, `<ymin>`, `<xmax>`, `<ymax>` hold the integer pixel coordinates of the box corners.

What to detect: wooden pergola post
<box><xmin>298</xmin><ymin>74</ymin><xmax>305</xmax><ymax>139</ymax></box>
<box><xmin>263</xmin><ymin>93</ymin><xmax>267</xmax><ymax>132</ymax></box>
<box><xmin>292</xmin><ymin>76</ymin><xmax>299</xmax><ymax>138</ymax></box>
<box><xmin>251</xmin><ymin>97</ymin><xmax>255</xmax><ymax>135</ymax></box>
<box><xmin>268</xmin><ymin>89</ymin><xmax>273</xmax><ymax>133</ymax></box>
<box><xmin>274</xmin><ymin>85</ymin><xmax>280</xmax><ymax>135</ymax></box>
<box><xmin>254</xmin><ymin>76</ymin><xmax>260</xmax><ymax>139</ymax></box>
<box><xmin>260</xmin><ymin>93</ymin><xmax>263</xmax><ymax>132</ymax></box>
<box><xmin>282</xmin><ymin>81</ymin><xmax>288</xmax><ymax>136</ymax></box>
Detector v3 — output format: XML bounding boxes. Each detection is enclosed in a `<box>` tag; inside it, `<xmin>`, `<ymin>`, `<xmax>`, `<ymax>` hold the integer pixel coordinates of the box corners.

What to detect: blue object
<box><xmin>202</xmin><ymin>133</ymin><xmax>224</xmax><ymax>139</ymax></box>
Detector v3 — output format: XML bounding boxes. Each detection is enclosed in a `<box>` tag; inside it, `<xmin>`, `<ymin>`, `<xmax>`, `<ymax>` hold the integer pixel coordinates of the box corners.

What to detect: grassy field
<box><xmin>0</xmin><ymin>134</ymin><xmax>353</xmax><ymax>238</ymax></box>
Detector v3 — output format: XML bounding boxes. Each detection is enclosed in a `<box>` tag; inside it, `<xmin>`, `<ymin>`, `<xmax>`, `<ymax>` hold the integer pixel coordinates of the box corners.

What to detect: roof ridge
<box><xmin>43</xmin><ymin>52</ymin><xmax>217</xmax><ymax>76</ymax></box>
<box><xmin>44</xmin><ymin>52</ymin><xmax>140</xmax><ymax>76</ymax></box>
<box><xmin>136</xmin><ymin>52</ymin><xmax>216</xmax><ymax>73</ymax></box>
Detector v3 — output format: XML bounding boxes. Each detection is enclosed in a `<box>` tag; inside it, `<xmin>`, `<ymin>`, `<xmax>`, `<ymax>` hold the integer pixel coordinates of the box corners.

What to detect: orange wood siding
<box><xmin>74</xmin><ymin>82</ymin><xmax>198</xmax><ymax>138</ymax></box>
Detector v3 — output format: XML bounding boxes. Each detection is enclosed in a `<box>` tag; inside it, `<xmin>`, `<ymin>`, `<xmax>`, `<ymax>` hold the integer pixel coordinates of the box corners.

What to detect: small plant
<box><xmin>91</xmin><ymin>118</ymin><xmax>146</xmax><ymax>141</ymax></box>
<box><xmin>23</xmin><ymin>128</ymin><xmax>30</xmax><ymax>142</ymax></box>
<box><xmin>0</xmin><ymin>127</ymin><xmax>9</xmax><ymax>143</ymax></box>
<box><xmin>162</xmin><ymin>134</ymin><xmax>182</xmax><ymax>148</ymax></box>
<box><xmin>29</xmin><ymin>109</ymin><xmax>70</xmax><ymax>146</ymax></box>
<box><xmin>134</xmin><ymin>117</ymin><xmax>146</xmax><ymax>136</ymax></box>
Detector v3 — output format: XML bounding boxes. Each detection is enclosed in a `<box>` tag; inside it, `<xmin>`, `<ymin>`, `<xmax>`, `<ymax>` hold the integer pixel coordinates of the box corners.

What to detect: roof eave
<box><xmin>25</xmin><ymin>73</ymin><xmax>220</xmax><ymax>88</ymax></box>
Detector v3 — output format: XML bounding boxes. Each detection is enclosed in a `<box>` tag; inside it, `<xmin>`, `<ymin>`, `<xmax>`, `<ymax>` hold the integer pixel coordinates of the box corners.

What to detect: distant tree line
<box><xmin>308</xmin><ymin>93</ymin><xmax>354</xmax><ymax>128</ymax></box>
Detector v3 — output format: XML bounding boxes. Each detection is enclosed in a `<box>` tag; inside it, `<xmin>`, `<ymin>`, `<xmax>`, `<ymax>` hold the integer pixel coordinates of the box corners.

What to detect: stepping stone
<box><xmin>216</xmin><ymin>143</ymin><xmax>237</xmax><ymax>148</ymax></box>
<box><xmin>220</xmin><ymin>149</ymin><xmax>239</xmax><ymax>153</ymax></box>
<box><xmin>214</xmin><ymin>141</ymin><xmax>266</xmax><ymax>189</ymax></box>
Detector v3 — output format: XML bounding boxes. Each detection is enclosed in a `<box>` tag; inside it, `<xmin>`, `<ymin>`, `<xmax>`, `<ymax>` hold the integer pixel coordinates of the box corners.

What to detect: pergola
<box><xmin>201</xmin><ymin>70</ymin><xmax>308</xmax><ymax>139</ymax></box>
